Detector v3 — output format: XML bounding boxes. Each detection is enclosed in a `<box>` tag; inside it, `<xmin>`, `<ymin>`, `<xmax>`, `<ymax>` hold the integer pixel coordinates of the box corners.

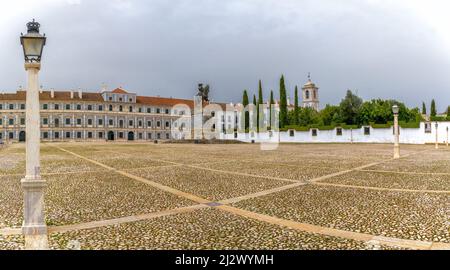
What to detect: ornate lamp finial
<box><xmin>26</xmin><ymin>19</ymin><xmax>41</xmax><ymax>34</ymax></box>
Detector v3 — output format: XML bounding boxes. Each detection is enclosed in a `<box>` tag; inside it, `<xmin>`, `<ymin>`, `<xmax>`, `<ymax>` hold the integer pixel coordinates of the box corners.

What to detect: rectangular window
<box><xmin>157</xmin><ymin>121</ymin><xmax>161</xmax><ymax>127</ymax></box>
<box><xmin>76</xmin><ymin>104</ymin><xmax>82</xmax><ymax>110</ymax></box>
<box><xmin>87</xmin><ymin>105</ymin><xmax>93</xmax><ymax>111</ymax></box>
<box><xmin>425</xmin><ymin>123</ymin><xmax>432</xmax><ymax>133</ymax></box>
<box><xmin>157</xmin><ymin>133</ymin><xmax>161</xmax><ymax>139</ymax></box>
<box><xmin>98</xmin><ymin>105</ymin><xmax>103</xmax><ymax>111</ymax></box>
<box><xmin>77</xmin><ymin>132</ymin><xmax>82</xmax><ymax>139</ymax></box>
<box><xmin>20</xmin><ymin>104</ymin><xmax>26</xmax><ymax>110</ymax></box>
<box><xmin>43</xmin><ymin>118</ymin><xmax>48</xmax><ymax>125</ymax></box>
<box><xmin>76</xmin><ymin>119</ymin><xmax>82</xmax><ymax>125</ymax></box>
<box><xmin>165</xmin><ymin>109</ymin><xmax>170</xmax><ymax>114</ymax></box>
<box><xmin>0</xmin><ymin>119</ymin><xmax>2</xmax><ymax>125</ymax></box>
<box><xmin>9</xmin><ymin>132</ymin><xmax>14</xmax><ymax>139</ymax></box>
<box><xmin>165</xmin><ymin>121</ymin><xmax>170</xmax><ymax>128</ymax></box>
<box><xmin>166</xmin><ymin>133</ymin><xmax>170</xmax><ymax>139</ymax></box>
<box><xmin>129</xmin><ymin>120</ymin><xmax>133</xmax><ymax>127</ymax></box>
<box><xmin>147</xmin><ymin>121</ymin><xmax>152</xmax><ymax>127</ymax></box>
<box><xmin>364</xmin><ymin>127</ymin><xmax>370</xmax><ymax>135</ymax></box>
<box><xmin>9</xmin><ymin>104</ymin><xmax>14</xmax><ymax>110</ymax></box>
<box><xmin>65</xmin><ymin>104</ymin><xmax>71</xmax><ymax>110</ymax></box>
<box><xmin>65</xmin><ymin>118</ymin><xmax>71</xmax><ymax>125</ymax></box>
<box><xmin>66</xmin><ymin>132</ymin><xmax>71</xmax><ymax>139</ymax></box>
<box><xmin>119</xmin><ymin>132</ymin><xmax>124</xmax><ymax>139</ymax></box>
<box><xmin>54</xmin><ymin>132</ymin><xmax>60</xmax><ymax>139</ymax></box>
<box><xmin>312</xmin><ymin>129</ymin><xmax>318</xmax><ymax>137</ymax></box>
<box><xmin>0</xmin><ymin>104</ymin><xmax>3</xmax><ymax>110</ymax></box>
<box><xmin>336</xmin><ymin>128</ymin><xmax>343</xmax><ymax>136</ymax></box>
<box><xmin>109</xmin><ymin>119</ymin><xmax>114</xmax><ymax>126</ymax></box>
<box><xmin>43</xmin><ymin>104</ymin><xmax>48</xmax><ymax>110</ymax></box>
<box><xmin>289</xmin><ymin>130</ymin><xmax>295</xmax><ymax>137</ymax></box>
<box><xmin>138</xmin><ymin>121</ymin><xmax>143</xmax><ymax>127</ymax></box>
<box><xmin>147</xmin><ymin>108</ymin><xmax>151</xmax><ymax>114</ymax></box>
<box><xmin>88</xmin><ymin>119</ymin><xmax>93</xmax><ymax>126</ymax></box>
<box><xmin>8</xmin><ymin>119</ymin><xmax>14</xmax><ymax>126</ymax></box>
<box><xmin>98</xmin><ymin>132</ymin><xmax>103</xmax><ymax>139</ymax></box>
<box><xmin>98</xmin><ymin>119</ymin><xmax>103</xmax><ymax>126</ymax></box>
<box><xmin>20</xmin><ymin>118</ymin><xmax>25</xmax><ymax>125</ymax></box>
<box><xmin>54</xmin><ymin>104</ymin><xmax>60</xmax><ymax>110</ymax></box>
<box><xmin>88</xmin><ymin>132</ymin><xmax>93</xmax><ymax>139</ymax></box>
<box><xmin>139</xmin><ymin>133</ymin><xmax>143</xmax><ymax>140</ymax></box>
<box><xmin>156</xmin><ymin>108</ymin><xmax>161</xmax><ymax>114</ymax></box>
<box><xmin>148</xmin><ymin>133</ymin><xmax>152</xmax><ymax>139</ymax></box>
<box><xmin>43</xmin><ymin>132</ymin><xmax>49</xmax><ymax>139</ymax></box>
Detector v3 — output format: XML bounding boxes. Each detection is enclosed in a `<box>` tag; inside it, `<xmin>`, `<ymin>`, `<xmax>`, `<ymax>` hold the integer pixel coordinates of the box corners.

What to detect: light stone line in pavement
<box><xmin>55</xmin><ymin>146</ymin><xmax>211</xmax><ymax>204</ymax></box>
<box><xmin>108</xmin><ymin>150</ymin><xmax>301</xmax><ymax>183</ymax></box>
<box><xmin>48</xmin><ymin>204</ymin><xmax>208</xmax><ymax>234</ymax></box>
<box><xmin>40</xmin><ymin>145</ymin><xmax>449</xmax><ymax>250</ymax></box>
<box><xmin>216</xmin><ymin>205</ymin><xmax>450</xmax><ymax>250</ymax></box>
<box><xmin>312</xmin><ymin>182</ymin><xmax>450</xmax><ymax>194</ymax></box>
<box><xmin>358</xmin><ymin>169</ymin><xmax>450</xmax><ymax>176</ymax></box>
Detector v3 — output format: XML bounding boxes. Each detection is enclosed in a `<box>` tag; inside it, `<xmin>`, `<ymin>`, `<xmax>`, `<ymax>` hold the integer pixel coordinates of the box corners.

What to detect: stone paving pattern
<box><xmin>0</xmin><ymin>143</ymin><xmax>449</xmax><ymax>250</ymax></box>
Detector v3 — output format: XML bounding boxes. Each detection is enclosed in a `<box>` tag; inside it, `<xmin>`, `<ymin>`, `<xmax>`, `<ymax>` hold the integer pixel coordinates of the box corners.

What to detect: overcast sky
<box><xmin>0</xmin><ymin>0</ymin><xmax>449</xmax><ymax>111</ymax></box>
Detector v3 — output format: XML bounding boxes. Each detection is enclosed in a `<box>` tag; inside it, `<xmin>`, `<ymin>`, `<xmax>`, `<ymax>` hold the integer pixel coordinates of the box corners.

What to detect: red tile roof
<box><xmin>136</xmin><ymin>96</ymin><xmax>194</xmax><ymax>108</ymax></box>
<box><xmin>111</xmin><ymin>88</ymin><xmax>128</xmax><ymax>94</ymax></box>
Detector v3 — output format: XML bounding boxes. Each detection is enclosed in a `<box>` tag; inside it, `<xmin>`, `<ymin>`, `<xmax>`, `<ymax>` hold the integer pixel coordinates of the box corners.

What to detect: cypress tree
<box><xmin>422</xmin><ymin>102</ymin><xmax>427</xmax><ymax>115</ymax></box>
<box><xmin>242</xmin><ymin>90</ymin><xmax>249</xmax><ymax>130</ymax></box>
<box><xmin>257</xmin><ymin>80</ymin><xmax>264</xmax><ymax>131</ymax></box>
<box><xmin>269</xmin><ymin>90</ymin><xmax>274</xmax><ymax>129</ymax></box>
<box><xmin>431</xmin><ymin>99</ymin><xmax>437</xmax><ymax>117</ymax></box>
<box><xmin>294</xmin><ymin>86</ymin><xmax>299</xmax><ymax>125</ymax></box>
<box><xmin>279</xmin><ymin>75</ymin><xmax>288</xmax><ymax>128</ymax></box>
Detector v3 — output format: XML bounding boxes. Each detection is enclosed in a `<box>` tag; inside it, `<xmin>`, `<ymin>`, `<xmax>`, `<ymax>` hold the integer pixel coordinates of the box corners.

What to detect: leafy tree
<box><xmin>319</xmin><ymin>105</ymin><xmax>341</xmax><ymax>126</ymax></box>
<box><xmin>422</xmin><ymin>102</ymin><xmax>427</xmax><ymax>115</ymax></box>
<box><xmin>242</xmin><ymin>90</ymin><xmax>249</xmax><ymax>129</ymax></box>
<box><xmin>447</xmin><ymin>106</ymin><xmax>450</xmax><ymax>117</ymax></box>
<box><xmin>279</xmin><ymin>75</ymin><xmax>288</xmax><ymax>128</ymax></box>
<box><xmin>431</xmin><ymin>99</ymin><xmax>437</xmax><ymax>117</ymax></box>
<box><xmin>339</xmin><ymin>90</ymin><xmax>363</xmax><ymax>125</ymax></box>
<box><xmin>257</xmin><ymin>80</ymin><xmax>264</xmax><ymax>131</ymax></box>
<box><xmin>293</xmin><ymin>86</ymin><xmax>300</xmax><ymax>125</ymax></box>
<box><xmin>298</xmin><ymin>107</ymin><xmax>320</xmax><ymax>126</ymax></box>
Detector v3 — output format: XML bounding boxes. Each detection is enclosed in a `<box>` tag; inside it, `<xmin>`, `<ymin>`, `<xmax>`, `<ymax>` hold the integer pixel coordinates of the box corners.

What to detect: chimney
<box><xmin>70</xmin><ymin>91</ymin><xmax>74</xmax><ymax>99</ymax></box>
<box><xmin>51</xmin><ymin>88</ymin><xmax>55</xmax><ymax>98</ymax></box>
<box><xmin>78</xmin><ymin>88</ymin><xmax>83</xmax><ymax>99</ymax></box>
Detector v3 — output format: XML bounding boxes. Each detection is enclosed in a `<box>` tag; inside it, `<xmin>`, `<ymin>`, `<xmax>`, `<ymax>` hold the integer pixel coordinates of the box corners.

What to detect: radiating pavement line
<box><xmin>216</xmin><ymin>205</ymin><xmax>450</xmax><ymax>250</ymax></box>
<box><xmin>312</xmin><ymin>182</ymin><xmax>450</xmax><ymax>194</ymax></box>
<box><xmin>358</xmin><ymin>169</ymin><xmax>450</xmax><ymax>176</ymax></box>
<box><xmin>48</xmin><ymin>204</ymin><xmax>208</xmax><ymax>234</ymax></box>
<box><xmin>55</xmin><ymin>146</ymin><xmax>211</xmax><ymax>204</ymax></box>
<box><xmin>47</xmin><ymin>146</ymin><xmax>450</xmax><ymax>250</ymax></box>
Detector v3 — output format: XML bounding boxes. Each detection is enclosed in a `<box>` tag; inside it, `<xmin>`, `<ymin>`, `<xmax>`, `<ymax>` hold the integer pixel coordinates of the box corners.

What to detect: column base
<box><xmin>21</xmin><ymin>178</ymin><xmax>48</xmax><ymax>250</ymax></box>
<box><xmin>24</xmin><ymin>234</ymin><xmax>49</xmax><ymax>250</ymax></box>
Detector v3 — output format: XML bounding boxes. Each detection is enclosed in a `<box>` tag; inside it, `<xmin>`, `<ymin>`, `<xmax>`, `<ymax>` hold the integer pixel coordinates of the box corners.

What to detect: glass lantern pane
<box><xmin>23</xmin><ymin>38</ymin><xmax>44</xmax><ymax>58</ymax></box>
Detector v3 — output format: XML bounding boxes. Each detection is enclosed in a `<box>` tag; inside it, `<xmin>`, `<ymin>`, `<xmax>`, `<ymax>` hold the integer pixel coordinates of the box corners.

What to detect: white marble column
<box><xmin>21</xmin><ymin>62</ymin><xmax>48</xmax><ymax>250</ymax></box>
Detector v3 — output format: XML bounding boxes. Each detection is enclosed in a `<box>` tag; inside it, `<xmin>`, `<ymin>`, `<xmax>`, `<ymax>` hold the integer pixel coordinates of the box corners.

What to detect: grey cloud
<box><xmin>0</xmin><ymin>0</ymin><xmax>449</xmax><ymax>111</ymax></box>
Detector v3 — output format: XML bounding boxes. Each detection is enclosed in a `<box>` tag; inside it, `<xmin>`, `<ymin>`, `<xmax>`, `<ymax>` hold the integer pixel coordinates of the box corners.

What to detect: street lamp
<box><xmin>435</xmin><ymin>122</ymin><xmax>439</xmax><ymax>149</ymax></box>
<box><xmin>392</xmin><ymin>105</ymin><xmax>400</xmax><ymax>159</ymax></box>
<box><xmin>20</xmin><ymin>19</ymin><xmax>48</xmax><ymax>250</ymax></box>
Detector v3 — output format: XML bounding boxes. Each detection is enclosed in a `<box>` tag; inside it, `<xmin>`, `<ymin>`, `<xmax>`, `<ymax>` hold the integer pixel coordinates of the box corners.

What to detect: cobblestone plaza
<box><xmin>0</xmin><ymin>143</ymin><xmax>449</xmax><ymax>250</ymax></box>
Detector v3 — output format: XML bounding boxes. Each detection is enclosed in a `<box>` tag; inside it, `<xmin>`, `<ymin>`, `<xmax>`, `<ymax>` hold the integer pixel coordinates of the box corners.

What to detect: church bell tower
<box><xmin>302</xmin><ymin>73</ymin><xmax>320</xmax><ymax>111</ymax></box>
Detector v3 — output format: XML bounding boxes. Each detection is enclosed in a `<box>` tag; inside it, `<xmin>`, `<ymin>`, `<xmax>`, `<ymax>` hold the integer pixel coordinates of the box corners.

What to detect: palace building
<box><xmin>0</xmin><ymin>87</ymin><xmax>194</xmax><ymax>142</ymax></box>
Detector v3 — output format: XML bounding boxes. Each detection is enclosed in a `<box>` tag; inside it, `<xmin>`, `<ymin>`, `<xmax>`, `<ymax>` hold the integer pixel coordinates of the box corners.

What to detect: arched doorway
<box><xmin>107</xmin><ymin>131</ymin><xmax>115</xmax><ymax>141</ymax></box>
<box><xmin>128</xmin><ymin>132</ymin><xmax>134</xmax><ymax>141</ymax></box>
<box><xmin>19</xmin><ymin>131</ymin><xmax>26</xmax><ymax>142</ymax></box>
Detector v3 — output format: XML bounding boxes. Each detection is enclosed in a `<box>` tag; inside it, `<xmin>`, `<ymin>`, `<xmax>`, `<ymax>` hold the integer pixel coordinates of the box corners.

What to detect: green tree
<box><xmin>242</xmin><ymin>90</ymin><xmax>249</xmax><ymax>130</ymax></box>
<box><xmin>447</xmin><ymin>106</ymin><xmax>450</xmax><ymax>117</ymax></box>
<box><xmin>319</xmin><ymin>105</ymin><xmax>341</xmax><ymax>126</ymax></box>
<box><xmin>279</xmin><ymin>75</ymin><xmax>288</xmax><ymax>128</ymax></box>
<box><xmin>431</xmin><ymin>99</ymin><xmax>437</xmax><ymax>117</ymax></box>
<box><xmin>293</xmin><ymin>86</ymin><xmax>300</xmax><ymax>125</ymax></box>
<box><xmin>257</xmin><ymin>80</ymin><xmax>264</xmax><ymax>131</ymax></box>
<box><xmin>339</xmin><ymin>90</ymin><xmax>363</xmax><ymax>125</ymax></box>
<box><xmin>422</xmin><ymin>102</ymin><xmax>427</xmax><ymax>115</ymax></box>
<box><xmin>269</xmin><ymin>90</ymin><xmax>275</xmax><ymax>129</ymax></box>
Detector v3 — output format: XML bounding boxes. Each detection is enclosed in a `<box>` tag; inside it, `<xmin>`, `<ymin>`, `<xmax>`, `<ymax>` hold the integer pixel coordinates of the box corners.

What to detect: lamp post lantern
<box><xmin>20</xmin><ymin>19</ymin><xmax>48</xmax><ymax>250</ymax></box>
<box><xmin>435</xmin><ymin>122</ymin><xmax>439</xmax><ymax>149</ymax></box>
<box><xmin>392</xmin><ymin>105</ymin><xmax>400</xmax><ymax>159</ymax></box>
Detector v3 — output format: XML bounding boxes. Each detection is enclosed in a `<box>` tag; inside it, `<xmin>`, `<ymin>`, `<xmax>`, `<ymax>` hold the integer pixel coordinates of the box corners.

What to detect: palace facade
<box><xmin>0</xmin><ymin>87</ymin><xmax>194</xmax><ymax>142</ymax></box>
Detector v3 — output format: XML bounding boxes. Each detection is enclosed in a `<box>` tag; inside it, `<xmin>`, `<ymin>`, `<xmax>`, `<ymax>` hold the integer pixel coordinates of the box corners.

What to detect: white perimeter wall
<box><xmin>220</xmin><ymin>122</ymin><xmax>450</xmax><ymax>145</ymax></box>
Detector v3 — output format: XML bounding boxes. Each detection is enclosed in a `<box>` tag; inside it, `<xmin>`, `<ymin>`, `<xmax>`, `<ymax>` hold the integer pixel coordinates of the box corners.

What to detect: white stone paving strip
<box><xmin>12</xmin><ymin>145</ymin><xmax>443</xmax><ymax>250</ymax></box>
